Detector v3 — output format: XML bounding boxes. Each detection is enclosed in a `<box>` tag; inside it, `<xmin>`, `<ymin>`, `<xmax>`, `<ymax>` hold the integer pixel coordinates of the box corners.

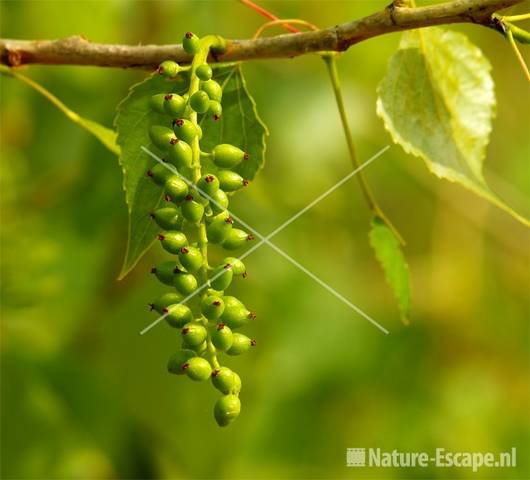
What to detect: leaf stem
<box><xmin>506</xmin><ymin>28</ymin><xmax>530</xmax><ymax>82</ymax></box>
<box><xmin>502</xmin><ymin>13</ymin><xmax>530</xmax><ymax>22</ymax></box>
<box><xmin>321</xmin><ymin>53</ymin><xmax>405</xmax><ymax>245</ymax></box>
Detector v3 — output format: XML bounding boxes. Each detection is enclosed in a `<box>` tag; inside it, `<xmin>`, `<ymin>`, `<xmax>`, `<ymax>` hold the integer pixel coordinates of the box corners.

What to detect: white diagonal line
<box><xmin>140</xmin><ymin>145</ymin><xmax>390</xmax><ymax>335</ymax></box>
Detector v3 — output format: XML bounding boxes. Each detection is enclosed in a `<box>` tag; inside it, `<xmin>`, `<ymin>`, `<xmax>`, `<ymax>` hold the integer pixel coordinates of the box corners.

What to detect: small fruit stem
<box><xmin>322</xmin><ymin>53</ymin><xmax>405</xmax><ymax>245</ymax></box>
<box><xmin>506</xmin><ymin>27</ymin><xmax>530</xmax><ymax>82</ymax></box>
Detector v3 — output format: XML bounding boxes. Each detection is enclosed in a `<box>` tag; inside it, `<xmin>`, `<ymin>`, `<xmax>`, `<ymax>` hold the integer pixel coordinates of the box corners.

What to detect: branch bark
<box><xmin>0</xmin><ymin>0</ymin><xmax>522</xmax><ymax>68</ymax></box>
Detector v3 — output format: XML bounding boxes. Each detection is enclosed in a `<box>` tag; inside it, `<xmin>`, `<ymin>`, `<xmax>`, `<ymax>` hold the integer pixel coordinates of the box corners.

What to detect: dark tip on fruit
<box><xmin>157</xmin><ymin>234</ymin><xmax>165</xmax><ymax>240</ymax></box>
<box><xmin>213</xmin><ymin>114</ymin><xmax>221</xmax><ymax>121</ymax></box>
<box><xmin>181</xmin><ymin>327</ymin><xmax>190</xmax><ymax>335</ymax></box>
<box><xmin>247</xmin><ymin>234</ymin><xmax>255</xmax><ymax>241</ymax></box>
<box><xmin>212</xmin><ymin>369</ymin><xmax>220</xmax><ymax>377</ymax></box>
<box><xmin>248</xmin><ymin>311</ymin><xmax>256</xmax><ymax>320</ymax></box>
<box><xmin>180</xmin><ymin>247</ymin><xmax>189</xmax><ymax>254</ymax></box>
<box><xmin>242</xmin><ymin>180</ymin><xmax>250</xmax><ymax>187</ymax></box>
<box><xmin>213</xmin><ymin>301</ymin><xmax>221</xmax><ymax>306</ymax></box>
<box><xmin>148</xmin><ymin>303</ymin><xmax>155</xmax><ymax>311</ymax></box>
<box><xmin>185</xmin><ymin>194</ymin><xmax>194</xmax><ymax>201</ymax></box>
<box><xmin>175</xmin><ymin>119</ymin><xmax>184</xmax><ymax>127</ymax></box>
<box><xmin>225</xmin><ymin>217</ymin><xmax>233</xmax><ymax>224</ymax></box>
<box><xmin>164</xmin><ymin>194</ymin><xmax>172</xmax><ymax>202</ymax></box>
<box><xmin>149</xmin><ymin>212</ymin><xmax>155</xmax><ymax>219</ymax></box>
<box><xmin>242</xmin><ymin>271</ymin><xmax>248</xmax><ymax>279</ymax></box>
<box><xmin>157</xmin><ymin>66</ymin><xmax>164</xmax><ymax>74</ymax></box>
<box><xmin>224</xmin><ymin>263</ymin><xmax>232</xmax><ymax>270</ymax></box>
<box><xmin>173</xmin><ymin>267</ymin><xmax>181</xmax><ymax>273</ymax></box>
<box><xmin>250</xmin><ymin>339</ymin><xmax>257</xmax><ymax>346</ymax></box>
<box><xmin>205</xmin><ymin>175</ymin><xmax>214</xmax><ymax>183</ymax></box>
<box><xmin>170</xmin><ymin>137</ymin><xmax>178</xmax><ymax>145</ymax></box>
<box><xmin>181</xmin><ymin>362</ymin><xmax>190</xmax><ymax>370</ymax></box>
<box><xmin>185</xmin><ymin>32</ymin><xmax>194</xmax><ymax>39</ymax></box>
<box><xmin>217</xmin><ymin>323</ymin><xmax>225</xmax><ymax>330</ymax></box>
<box><xmin>146</xmin><ymin>170</ymin><xmax>153</xmax><ymax>177</ymax></box>
<box><xmin>150</xmin><ymin>267</ymin><xmax>157</xmax><ymax>274</ymax></box>
<box><xmin>243</xmin><ymin>152</ymin><xmax>250</xmax><ymax>160</ymax></box>
<box><xmin>164</xmin><ymin>94</ymin><xmax>173</xmax><ymax>101</ymax></box>
<box><xmin>162</xmin><ymin>307</ymin><xmax>169</xmax><ymax>313</ymax></box>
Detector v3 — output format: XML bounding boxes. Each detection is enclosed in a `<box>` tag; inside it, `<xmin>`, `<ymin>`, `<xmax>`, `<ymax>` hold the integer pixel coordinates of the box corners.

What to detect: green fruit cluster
<box><xmin>146</xmin><ymin>32</ymin><xmax>257</xmax><ymax>427</ymax></box>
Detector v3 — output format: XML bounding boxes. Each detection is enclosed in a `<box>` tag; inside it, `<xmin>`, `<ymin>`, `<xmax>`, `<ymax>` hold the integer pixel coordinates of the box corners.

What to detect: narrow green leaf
<box><xmin>0</xmin><ymin>65</ymin><xmax>119</xmax><ymax>155</ymax></box>
<box><xmin>369</xmin><ymin>216</ymin><xmax>411</xmax><ymax>324</ymax></box>
<box><xmin>376</xmin><ymin>28</ymin><xmax>529</xmax><ymax>227</ymax></box>
<box><xmin>114</xmin><ymin>65</ymin><xmax>268</xmax><ymax>279</ymax></box>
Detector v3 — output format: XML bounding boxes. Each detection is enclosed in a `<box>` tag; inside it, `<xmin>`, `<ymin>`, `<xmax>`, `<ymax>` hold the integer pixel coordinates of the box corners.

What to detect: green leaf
<box><xmin>115</xmin><ymin>65</ymin><xmax>268</xmax><ymax>279</ymax></box>
<box><xmin>376</xmin><ymin>28</ymin><xmax>529</xmax><ymax>227</ymax></box>
<box><xmin>369</xmin><ymin>216</ymin><xmax>411</xmax><ymax>324</ymax></box>
<box><xmin>0</xmin><ymin>65</ymin><xmax>119</xmax><ymax>156</ymax></box>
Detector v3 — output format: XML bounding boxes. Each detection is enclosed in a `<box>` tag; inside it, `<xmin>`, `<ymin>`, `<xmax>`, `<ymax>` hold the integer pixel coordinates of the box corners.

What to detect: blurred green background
<box><xmin>1</xmin><ymin>1</ymin><xmax>528</xmax><ymax>479</ymax></box>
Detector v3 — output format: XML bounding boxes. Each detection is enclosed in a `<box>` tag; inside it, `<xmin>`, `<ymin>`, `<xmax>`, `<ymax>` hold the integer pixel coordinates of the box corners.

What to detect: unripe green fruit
<box><xmin>214</xmin><ymin>394</ymin><xmax>241</xmax><ymax>427</ymax></box>
<box><xmin>211</xmin><ymin>323</ymin><xmax>234</xmax><ymax>351</ymax></box>
<box><xmin>209</xmin><ymin>100</ymin><xmax>222</xmax><ymax>120</ymax></box>
<box><xmin>167</xmin><ymin>349</ymin><xmax>195</xmax><ymax>375</ymax></box>
<box><xmin>158</xmin><ymin>60</ymin><xmax>180</xmax><ymax>77</ymax></box>
<box><xmin>212</xmin><ymin>144</ymin><xmax>247</xmax><ymax>169</ymax></box>
<box><xmin>189</xmin><ymin>340</ymin><xmax>208</xmax><ymax>355</ymax></box>
<box><xmin>173</xmin><ymin>271</ymin><xmax>198</xmax><ymax>295</ymax></box>
<box><xmin>201</xmin><ymin>79</ymin><xmax>222</xmax><ymax>102</ymax></box>
<box><xmin>222</xmin><ymin>257</ymin><xmax>246</xmax><ymax>276</ymax></box>
<box><xmin>173</xmin><ymin>118</ymin><xmax>199</xmax><ymax>144</ymax></box>
<box><xmin>222</xmin><ymin>228</ymin><xmax>254</xmax><ymax>250</ymax></box>
<box><xmin>151</xmin><ymin>292</ymin><xmax>183</xmax><ymax>313</ymax></box>
<box><xmin>197</xmin><ymin>174</ymin><xmax>219</xmax><ymax>197</ymax></box>
<box><xmin>211</xmin><ymin>367</ymin><xmax>236</xmax><ymax>394</ymax></box>
<box><xmin>231</xmin><ymin>372</ymin><xmax>242</xmax><ymax>394</ymax></box>
<box><xmin>201</xmin><ymin>295</ymin><xmax>225</xmax><ymax>320</ymax></box>
<box><xmin>151</xmin><ymin>207</ymin><xmax>180</xmax><ymax>230</ymax></box>
<box><xmin>158</xmin><ymin>231</ymin><xmax>188</xmax><ymax>254</ymax></box>
<box><xmin>181</xmin><ymin>195</ymin><xmax>204</xmax><ymax>223</ymax></box>
<box><xmin>151</xmin><ymin>261</ymin><xmax>177</xmax><ymax>285</ymax></box>
<box><xmin>149</xmin><ymin>125</ymin><xmax>175</xmax><ymax>151</ymax></box>
<box><xmin>183</xmin><ymin>357</ymin><xmax>212</xmax><ymax>381</ymax></box>
<box><xmin>164</xmin><ymin>176</ymin><xmax>189</xmax><ymax>204</ymax></box>
<box><xmin>218</xmin><ymin>170</ymin><xmax>248</xmax><ymax>192</ymax></box>
<box><xmin>163</xmin><ymin>93</ymin><xmax>187</xmax><ymax>118</ymax></box>
<box><xmin>206</xmin><ymin>216</ymin><xmax>233</xmax><ymax>244</ymax></box>
<box><xmin>227</xmin><ymin>333</ymin><xmax>255</xmax><ymax>356</ymax></box>
<box><xmin>168</xmin><ymin>139</ymin><xmax>193</xmax><ymax>170</ymax></box>
<box><xmin>196</xmin><ymin>64</ymin><xmax>213</xmax><ymax>81</ymax></box>
<box><xmin>149</xmin><ymin>93</ymin><xmax>167</xmax><ymax>114</ymax></box>
<box><xmin>147</xmin><ymin>163</ymin><xmax>172</xmax><ymax>186</ymax></box>
<box><xmin>165</xmin><ymin>304</ymin><xmax>193</xmax><ymax>328</ymax></box>
<box><xmin>220</xmin><ymin>296</ymin><xmax>254</xmax><ymax>329</ymax></box>
<box><xmin>190</xmin><ymin>91</ymin><xmax>210</xmax><ymax>114</ymax></box>
<box><xmin>178</xmin><ymin>246</ymin><xmax>203</xmax><ymax>272</ymax></box>
<box><xmin>183</xmin><ymin>32</ymin><xmax>200</xmax><ymax>55</ymax></box>
<box><xmin>181</xmin><ymin>323</ymin><xmax>207</xmax><ymax>347</ymax></box>
<box><xmin>208</xmin><ymin>190</ymin><xmax>228</xmax><ymax>216</ymax></box>
<box><xmin>210</xmin><ymin>264</ymin><xmax>233</xmax><ymax>291</ymax></box>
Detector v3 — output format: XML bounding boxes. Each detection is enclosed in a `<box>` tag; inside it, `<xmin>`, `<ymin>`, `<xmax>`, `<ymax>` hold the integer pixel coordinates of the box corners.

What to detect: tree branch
<box><xmin>0</xmin><ymin>0</ymin><xmax>522</xmax><ymax>68</ymax></box>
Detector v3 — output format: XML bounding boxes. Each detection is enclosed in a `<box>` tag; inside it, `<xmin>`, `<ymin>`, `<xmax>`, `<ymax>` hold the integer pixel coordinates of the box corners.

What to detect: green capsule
<box><xmin>206</xmin><ymin>216</ymin><xmax>233</xmax><ymax>244</ymax></box>
<box><xmin>178</xmin><ymin>246</ymin><xmax>203</xmax><ymax>272</ymax></box>
<box><xmin>211</xmin><ymin>323</ymin><xmax>234</xmax><ymax>352</ymax></box>
<box><xmin>168</xmin><ymin>139</ymin><xmax>192</xmax><ymax>170</ymax></box>
<box><xmin>190</xmin><ymin>91</ymin><xmax>210</xmax><ymax>114</ymax></box>
<box><xmin>183</xmin><ymin>357</ymin><xmax>212</xmax><ymax>381</ymax></box>
<box><xmin>231</xmin><ymin>372</ymin><xmax>242</xmax><ymax>394</ymax></box>
<box><xmin>173</xmin><ymin>118</ymin><xmax>198</xmax><ymax>144</ymax></box>
<box><xmin>196</xmin><ymin>64</ymin><xmax>213</xmax><ymax>81</ymax></box>
<box><xmin>163</xmin><ymin>93</ymin><xmax>187</xmax><ymax>118</ymax></box>
<box><xmin>209</xmin><ymin>100</ymin><xmax>222</xmax><ymax>120</ymax></box>
<box><xmin>214</xmin><ymin>394</ymin><xmax>241</xmax><ymax>427</ymax></box>
<box><xmin>209</xmin><ymin>189</ymin><xmax>229</xmax><ymax>215</ymax></box>
<box><xmin>151</xmin><ymin>207</ymin><xmax>180</xmax><ymax>230</ymax></box>
<box><xmin>212</xmin><ymin>144</ymin><xmax>247</xmax><ymax>169</ymax></box>
<box><xmin>158</xmin><ymin>60</ymin><xmax>180</xmax><ymax>77</ymax></box>
<box><xmin>147</xmin><ymin>163</ymin><xmax>172</xmax><ymax>186</ymax></box>
<box><xmin>164</xmin><ymin>176</ymin><xmax>189</xmax><ymax>204</ymax></box>
<box><xmin>218</xmin><ymin>170</ymin><xmax>248</xmax><ymax>192</ymax></box>
<box><xmin>173</xmin><ymin>271</ymin><xmax>198</xmax><ymax>296</ymax></box>
<box><xmin>222</xmin><ymin>228</ymin><xmax>254</xmax><ymax>250</ymax></box>
<box><xmin>165</xmin><ymin>304</ymin><xmax>193</xmax><ymax>328</ymax></box>
<box><xmin>150</xmin><ymin>292</ymin><xmax>183</xmax><ymax>313</ymax></box>
<box><xmin>181</xmin><ymin>322</ymin><xmax>207</xmax><ymax>347</ymax></box>
<box><xmin>222</xmin><ymin>257</ymin><xmax>246</xmax><ymax>276</ymax></box>
<box><xmin>197</xmin><ymin>174</ymin><xmax>219</xmax><ymax>197</ymax></box>
<box><xmin>149</xmin><ymin>125</ymin><xmax>175</xmax><ymax>151</ymax></box>
<box><xmin>220</xmin><ymin>296</ymin><xmax>254</xmax><ymax>329</ymax></box>
<box><xmin>201</xmin><ymin>79</ymin><xmax>222</xmax><ymax>102</ymax></box>
<box><xmin>211</xmin><ymin>367</ymin><xmax>236</xmax><ymax>394</ymax></box>
<box><xmin>210</xmin><ymin>264</ymin><xmax>233</xmax><ymax>291</ymax></box>
<box><xmin>201</xmin><ymin>295</ymin><xmax>225</xmax><ymax>320</ymax></box>
<box><xmin>149</xmin><ymin>93</ymin><xmax>167</xmax><ymax>114</ymax></box>
<box><xmin>226</xmin><ymin>333</ymin><xmax>255</xmax><ymax>356</ymax></box>
<box><xmin>183</xmin><ymin>32</ymin><xmax>200</xmax><ymax>55</ymax></box>
<box><xmin>181</xmin><ymin>195</ymin><xmax>204</xmax><ymax>223</ymax></box>
<box><xmin>151</xmin><ymin>261</ymin><xmax>178</xmax><ymax>286</ymax></box>
<box><xmin>167</xmin><ymin>349</ymin><xmax>195</xmax><ymax>375</ymax></box>
<box><xmin>158</xmin><ymin>231</ymin><xmax>188</xmax><ymax>254</ymax></box>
